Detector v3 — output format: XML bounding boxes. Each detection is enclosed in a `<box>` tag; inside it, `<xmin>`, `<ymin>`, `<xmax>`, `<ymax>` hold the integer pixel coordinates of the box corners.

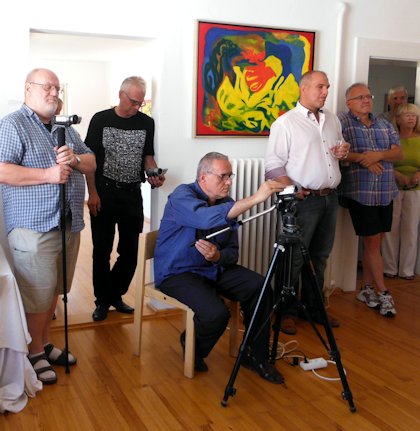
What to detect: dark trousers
<box><xmin>278</xmin><ymin>192</ymin><xmax>339</xmax><ymax>319</ymax></box>
<box><xmin>90</xmin><ymin>182</ymin><xmax>144</xmax><ymax>306</ymax></box>
<box><xmin>159</xmin><ymin>265</ymin><xmax>272</xmax><ymax>362</ymax></box>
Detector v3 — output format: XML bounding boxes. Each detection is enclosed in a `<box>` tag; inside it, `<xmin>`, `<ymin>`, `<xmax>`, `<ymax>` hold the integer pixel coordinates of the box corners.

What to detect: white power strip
<box><xmin>299</xmin><ymin>358</ymin><xmax>328</xmax><ymax>371</ymax></box>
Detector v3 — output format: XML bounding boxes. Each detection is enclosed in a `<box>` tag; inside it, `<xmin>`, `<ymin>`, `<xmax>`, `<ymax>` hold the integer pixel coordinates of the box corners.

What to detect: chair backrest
<box><xmin>138</xmin><ymin>230</ymin><xmax>159</xmax><ymax>287</ymax></box>
<box><xmin>142</xmin><ymin>230</ymin><xmax>159</xmax><ymax>261</ymax></box>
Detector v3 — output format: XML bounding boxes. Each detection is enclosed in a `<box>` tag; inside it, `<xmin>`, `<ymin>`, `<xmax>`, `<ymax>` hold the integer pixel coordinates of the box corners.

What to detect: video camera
<box><xmin>276</xmin><ymin>184</ymin><xmax>298</xmax><ymax>200</ymax></box>
<box><xmin>52</xmin><ymin>115</ymin><xmax>82</xmax><ymax>127</ymax></box>
<box><xmin>276</xmin><ymin>184</ymin><xmax>299</xmax><ymax>226</ymax></box>
<box><xmin>146</xmin><ymin>168</ymin><xmax>168</xmax><ymax>177</ymax></box>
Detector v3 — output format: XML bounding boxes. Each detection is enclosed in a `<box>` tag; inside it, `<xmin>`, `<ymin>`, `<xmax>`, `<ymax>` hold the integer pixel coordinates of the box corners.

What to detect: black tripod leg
<box><xmin>269</xmin><ymin>241</ymin><xmax>294</xmax><ymax>364</ymax></box>
<box><xmin>221</xmin><ymin>242</ymin><xmax>283</xmax><ymax>407</ymax></box>
<box><xmin>57</xmin><ymin>127</ymin><xmax>70</xmax><ymax>374</ymax></box>
<box><xmin>300</xmin><ymin>243</ymin><xmax>356</xmax><ymax>412</ymax></box>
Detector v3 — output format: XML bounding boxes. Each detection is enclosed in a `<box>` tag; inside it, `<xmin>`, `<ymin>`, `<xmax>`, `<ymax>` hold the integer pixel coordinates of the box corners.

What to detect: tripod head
<box><xmin>275</xmin><ymin>186</ymin><xmax>300</xmax><ymax>236</ymax></box>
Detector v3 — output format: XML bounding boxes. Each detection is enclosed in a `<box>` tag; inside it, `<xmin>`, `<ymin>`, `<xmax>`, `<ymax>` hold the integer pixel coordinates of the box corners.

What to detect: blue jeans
<box><xmin>277</xmin><ymin>192</ymin><xmax>339</xmax><ymax>318</ymax></box>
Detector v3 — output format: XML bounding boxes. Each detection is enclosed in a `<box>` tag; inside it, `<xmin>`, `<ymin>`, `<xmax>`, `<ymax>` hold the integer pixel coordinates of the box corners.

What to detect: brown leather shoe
<box><xmin>281</xmin><ymin>316</ymin><xmax>297</xmax><ymax>335</ymax></box>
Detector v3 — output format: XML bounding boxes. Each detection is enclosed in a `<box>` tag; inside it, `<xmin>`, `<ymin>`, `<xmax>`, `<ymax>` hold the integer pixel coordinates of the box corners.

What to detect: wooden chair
<box><xmin>133</xmin><ymin>230</ymin><xmax>239</xmax><ymax>378</ymax></box>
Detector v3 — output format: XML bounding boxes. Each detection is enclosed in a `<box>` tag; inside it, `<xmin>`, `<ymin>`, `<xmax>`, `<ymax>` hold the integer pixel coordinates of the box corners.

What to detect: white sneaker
<box><xmin>378</xmin><ymin>292</ymin><xmax>397</xmax><ymax>317</ymax></box>
<box><xmin>357</xmin><ymin>285</ymin><xmax>379</xmax><ymax>308</ymax></box>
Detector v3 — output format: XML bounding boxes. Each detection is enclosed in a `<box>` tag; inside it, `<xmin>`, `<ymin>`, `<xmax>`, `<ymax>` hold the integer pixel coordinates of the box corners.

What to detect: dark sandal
<box><xmin>242</xmin><ymin>354</ymin><xmax>284</xmax><ymax>384</ymax></box>
<box><xmin>44</xmin><ymin>343</ymin><xmax>77</xmax><ymax>366</ymax></box>
<box><xmin>28</xmin><ymin>353</ymin><xmax>57</xmax><ymax>385</ymax></box>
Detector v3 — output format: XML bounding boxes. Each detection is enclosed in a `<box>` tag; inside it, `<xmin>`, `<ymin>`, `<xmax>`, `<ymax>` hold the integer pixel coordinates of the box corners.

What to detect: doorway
<box><xmin>29</xmin><ymin>31</ymin><xmax>157</xmax><ymax>325</ymax></box>
<box><xmin>368</xmin><ymin>58</ymin><xmax>417</xmax><ymax>116</ymax></box>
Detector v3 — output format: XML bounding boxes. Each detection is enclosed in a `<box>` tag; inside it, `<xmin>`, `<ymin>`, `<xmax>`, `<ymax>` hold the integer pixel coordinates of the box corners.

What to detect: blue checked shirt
<box><xmin>338</xmin><ymin>110</ymin><xmax>400</xmax><ymax>206</ymax></box>
<box><xmin>0</xmin><ymin>104</ymin><xmax>93</xmax><ymax>233</ymax></box>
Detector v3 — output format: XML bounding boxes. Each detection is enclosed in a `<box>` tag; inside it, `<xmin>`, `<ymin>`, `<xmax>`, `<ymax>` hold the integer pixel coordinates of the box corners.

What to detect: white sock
<box><xmin>29</xmin><ymin>352</ymin><xmax>56</xmax><ymax>381</ymax></box>
<box><xmin>44</xmin><ymin>343</ymin><xmax>76</xmax><ymax>363</ymax></box>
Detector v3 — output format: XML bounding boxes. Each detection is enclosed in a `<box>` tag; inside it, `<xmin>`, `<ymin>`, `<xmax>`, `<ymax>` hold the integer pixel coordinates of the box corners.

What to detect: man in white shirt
<box><xmin>265</xmin><ymin>70</ymin><xmax>349</xmax><ymax>334</ymax></box>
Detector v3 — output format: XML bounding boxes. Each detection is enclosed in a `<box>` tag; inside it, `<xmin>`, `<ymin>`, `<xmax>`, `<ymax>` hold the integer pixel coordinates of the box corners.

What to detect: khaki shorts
<box><xmin>8</xmin><ymin>228</ymin><xmax>80</xmax><ymax>313</ymax></box>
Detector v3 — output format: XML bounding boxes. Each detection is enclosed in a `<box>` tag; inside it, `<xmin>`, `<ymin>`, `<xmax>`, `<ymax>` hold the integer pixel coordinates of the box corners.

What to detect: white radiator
<box><xmin>230</xmin><ymin>158</ymin><xmax>277</xmax><ymax>276</ymax></box>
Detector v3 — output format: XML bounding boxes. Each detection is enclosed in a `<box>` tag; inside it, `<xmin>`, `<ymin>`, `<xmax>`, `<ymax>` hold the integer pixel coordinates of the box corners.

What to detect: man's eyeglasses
<box><xmin>347</xmin><ymin>94</ymin><xmax>374</xmax><ymax>102</ymax></box>
<box><xmin>207</xmin><ymin>171</ymin><xmax>236</xmax><ymax>182</ymax></box>
<box><xmin>29</xmin><ymin>82</ymin><xmax>63</xmax><ymax>94</ymax></box>
<box><xmin>123</xmin><ymin>91</ymin><xmax>146</xmax><ymax>107</ymax></box>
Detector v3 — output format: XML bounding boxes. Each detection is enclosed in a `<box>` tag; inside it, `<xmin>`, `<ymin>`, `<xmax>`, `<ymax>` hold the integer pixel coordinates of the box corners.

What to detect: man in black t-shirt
<box><xmin>85</xmin><ymin>76</ymin><xmax>165</xmax><ymax>321</ymax></box>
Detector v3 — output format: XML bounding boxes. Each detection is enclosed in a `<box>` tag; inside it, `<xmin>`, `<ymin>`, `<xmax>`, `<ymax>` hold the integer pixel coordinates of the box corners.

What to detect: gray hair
<box><xmin>345</xmin><ymin>82</ymin><xmax>370</xmax><ymax>100</ymax></box>
<box><xmin>120</xmin><ymin>76</ymin><xmax>147</xmax><ymax>92</ymax></box>
<box><xmin>196</xmin><ymin>152</ymin><xmax>229</xmax><ymax>180</ymax></box>
<box><xmin>387</xmin><ymin>86</ymin><xmax>408</xmax><ymax>101</ymax></box>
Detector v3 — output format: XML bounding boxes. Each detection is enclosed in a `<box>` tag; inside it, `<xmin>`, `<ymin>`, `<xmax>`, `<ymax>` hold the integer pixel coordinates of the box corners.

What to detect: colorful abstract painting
<box><xmin>195</xmin><ymin>21</ymin><xmax>315</xmax><ymax>137</ymax></box>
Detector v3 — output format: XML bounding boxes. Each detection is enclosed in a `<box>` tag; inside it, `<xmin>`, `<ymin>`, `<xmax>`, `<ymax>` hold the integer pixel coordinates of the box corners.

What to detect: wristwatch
<box><xmin>75</xmin><ymin>155</ymin><xmax>81</xmax><ymax>164</ymax></box>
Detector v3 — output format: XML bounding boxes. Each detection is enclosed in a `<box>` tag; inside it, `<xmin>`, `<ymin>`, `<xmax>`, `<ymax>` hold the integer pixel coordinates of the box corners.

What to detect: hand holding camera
<box><xmin>146</xmin><ymin>168</ymin><xmax>167</xmax><ymax>189</ymax></box>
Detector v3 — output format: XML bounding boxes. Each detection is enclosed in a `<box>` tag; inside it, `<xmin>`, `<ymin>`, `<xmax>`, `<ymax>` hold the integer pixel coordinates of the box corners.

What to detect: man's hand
<box><xmin>55</xmin><ymin>145</ymin><xmax>76</xmax><ymax>167</ymax></box>
<box><xmin>87</xmin><ymin>191</ymin><xmax>101</xmax><ymax>216</ymax></box>
<box><xmin>147</xmin><ymin>173</ymin><xmax>166</xmax><ymax>189</ymax></box>
<box><xmin>256</xmin><ymin>178</ymin><xmax>289</xmax><ymax>201</ymax></box>
<box><xmin>331</xmin><ymin>141</ymin><xmax>350</xmax><ymax>160</ymax></box>
<box><xmin>359</xmin><ymin>151</ymin><xmax>383</xmax><ymax>168</ymax></box>
<box><xmin>45</xmin><ymin>164</ymin><xmax>72</xmax><ymax>184</ymax></box>
<box><xmin>367</xmin><ymin>162</ymin><xmax>384</xmax><ymax>175</ymax></box>
<box><xmin>195</xmin><ymin>239</ymin><xmax>220</xmax><ymax>262</ymax></box>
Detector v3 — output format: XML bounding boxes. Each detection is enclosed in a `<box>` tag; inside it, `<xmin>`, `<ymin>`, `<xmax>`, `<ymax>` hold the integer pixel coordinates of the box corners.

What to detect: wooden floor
<box><xmin>2</xmin><ymin>205</ymin><xmax>420</xmax><ymax>430</ymax></box>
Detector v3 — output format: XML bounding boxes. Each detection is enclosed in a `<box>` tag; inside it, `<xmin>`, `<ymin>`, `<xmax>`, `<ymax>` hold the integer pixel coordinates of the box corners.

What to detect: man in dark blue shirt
<box><xmin>154</xmin><ymin>152</ymin><xmax>287</xmax><ymax>383</ymax></box>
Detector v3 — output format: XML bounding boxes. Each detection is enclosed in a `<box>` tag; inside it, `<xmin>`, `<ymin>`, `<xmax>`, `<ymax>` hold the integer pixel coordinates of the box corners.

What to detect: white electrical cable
<box><xmin>311</xmin><ymin>360</ymin><xmax>346</xmax><ymax>381</ymax></box>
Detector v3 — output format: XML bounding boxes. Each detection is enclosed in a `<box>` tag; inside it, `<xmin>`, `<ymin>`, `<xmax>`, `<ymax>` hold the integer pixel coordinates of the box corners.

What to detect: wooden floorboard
<box><xmin>2</xmin><ymin>204</ymin><xmax>420</xmax><ymax>429</ymax></box>
<box><xmin>2</xmin><ymin>277</ymin><xmax>420</xmax><ymax>430</ymax></box>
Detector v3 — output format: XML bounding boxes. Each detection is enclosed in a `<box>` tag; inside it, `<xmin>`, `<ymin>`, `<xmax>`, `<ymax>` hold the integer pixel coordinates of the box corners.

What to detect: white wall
<box><xmin>4</xmin><ymin>0</ymin><xmax>420</xmax><ymax>220</ymax></box>
<box><xmin>3</xmin><ymin>0</ymin><xmax>420</xmax><ymax>288</ymax></box>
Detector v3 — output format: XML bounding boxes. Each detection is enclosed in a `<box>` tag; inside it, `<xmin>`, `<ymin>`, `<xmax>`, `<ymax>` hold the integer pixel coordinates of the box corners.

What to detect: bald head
<box><xmin>24</xmin><ymin>68</ymin><xmax>61</xmax><ymax>123</ymax></box>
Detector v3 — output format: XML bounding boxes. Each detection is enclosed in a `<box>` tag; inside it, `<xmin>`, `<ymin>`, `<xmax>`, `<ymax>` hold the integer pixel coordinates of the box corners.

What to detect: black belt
<box><xmin>308</xmin><ymin>188</ymin><xmax>335</xmax><ymax>196</ymax></box>
<box><xmin>102</xmin><ymin>177</ymin><xmax>141</xmax><ymax>191</ymax></box>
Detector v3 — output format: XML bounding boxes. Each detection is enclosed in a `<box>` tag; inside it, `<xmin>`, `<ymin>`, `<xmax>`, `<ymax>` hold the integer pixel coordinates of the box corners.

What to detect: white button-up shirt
<box><xmin>265</xmin><ymin>102</ymin><xmax>343</xmax><ymax>190</ymax></box>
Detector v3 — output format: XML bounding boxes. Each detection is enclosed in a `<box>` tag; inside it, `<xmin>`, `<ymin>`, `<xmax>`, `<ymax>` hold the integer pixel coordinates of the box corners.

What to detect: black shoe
<box><xmin>180</xmin><ymin>331</ymin><xmax>208</xmax><ymax>372</ymax></box>
<box><xmin>92</xmin><ymin>304</ymin><xmax>109</xmax><ymax>321</ymax></box>
<box><xmin>241</xmin><ymin>353</ymin><xmax>284</xmax><ymax>384</ymax></box>
<box><xmin>111</xmin><ymin>300</ymin><xmax>134</xmax><ymax>314</ymax></box>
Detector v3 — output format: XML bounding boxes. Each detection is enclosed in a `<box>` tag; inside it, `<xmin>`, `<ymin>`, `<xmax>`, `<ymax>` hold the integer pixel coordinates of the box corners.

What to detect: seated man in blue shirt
<box><xmin>154</xmin><ymin>152</ymin><xmax>287</xmax><ymax>383</ymax></box>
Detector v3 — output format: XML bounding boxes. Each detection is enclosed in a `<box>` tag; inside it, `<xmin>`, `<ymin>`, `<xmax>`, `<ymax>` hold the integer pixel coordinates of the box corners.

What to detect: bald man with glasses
<box><xmin>338</xmin><ymin>82</ymin><xmax>403</xmax><ymax>318</ymax></box>
<box><xmin>0</xmin><ymin>68</ymin><xmax>96</xmax><ymax>384</ymax></box>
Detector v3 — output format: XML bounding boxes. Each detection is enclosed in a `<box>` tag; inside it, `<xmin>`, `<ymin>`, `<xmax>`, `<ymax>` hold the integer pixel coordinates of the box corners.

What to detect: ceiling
<box><xmin>30</xmin><ymin>31</ymin><xmax>152</xmax><ymax>62</ymax></box>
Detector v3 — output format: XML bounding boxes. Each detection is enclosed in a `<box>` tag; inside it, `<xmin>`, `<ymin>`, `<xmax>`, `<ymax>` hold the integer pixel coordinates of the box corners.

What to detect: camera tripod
<box><xmin>221</xmin><ymin>195</ymin><xmax>356</xmax><ymax>412</ymax></box>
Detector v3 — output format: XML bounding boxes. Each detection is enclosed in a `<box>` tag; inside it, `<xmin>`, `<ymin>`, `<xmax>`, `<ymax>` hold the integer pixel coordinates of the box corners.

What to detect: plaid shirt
<box><xmin>0</xmin><ymin>104</ymin><xmax>92</xmax><ymax>233</ymax></box>
<box><xmin>338</xmin><ymin>110</ymin><xmax>399</xmax><ymax>206</ymax></box>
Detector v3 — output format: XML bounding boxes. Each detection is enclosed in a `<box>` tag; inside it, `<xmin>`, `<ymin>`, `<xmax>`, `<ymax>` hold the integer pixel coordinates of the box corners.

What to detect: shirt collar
<box><xmin>296</xmin><ymin>101</ymin><xmax>324</xmax><ymax>118</ymax></box>
<box><xmin>347</xmin><ymin>110</ymin><xmax>376</xmax><ymax>123</ymax></box>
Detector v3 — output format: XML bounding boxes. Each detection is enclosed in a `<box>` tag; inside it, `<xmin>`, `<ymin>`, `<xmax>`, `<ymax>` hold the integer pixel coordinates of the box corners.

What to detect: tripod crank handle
<box><xmin>189</xmin><ymin>225</ymin><xmax>234</xmax><ymax>247</ymax></box>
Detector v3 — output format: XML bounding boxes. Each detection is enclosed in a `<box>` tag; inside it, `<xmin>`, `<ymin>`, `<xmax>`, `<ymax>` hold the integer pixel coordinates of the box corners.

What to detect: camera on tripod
<box><xmin>276</xmin><ymin>184</ymin><xmax>298</xmax><ymax>200</ymax></box>
<box><xmin>275</xmin><ymin>185</ymin><xmax>300</xmax><ymax>234</ymax></box>
<box><xmin>52</xmin><ymin>115</ymin><xmax>82</xmax><ymax>127</ymax></box>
